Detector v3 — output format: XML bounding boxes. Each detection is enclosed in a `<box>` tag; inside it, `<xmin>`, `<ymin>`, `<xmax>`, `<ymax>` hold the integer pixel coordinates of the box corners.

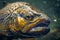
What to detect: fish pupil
<box><xmin>24</xmin><ymin>16</ymin><xmax>34</xmax><ymax>21</ymax></box>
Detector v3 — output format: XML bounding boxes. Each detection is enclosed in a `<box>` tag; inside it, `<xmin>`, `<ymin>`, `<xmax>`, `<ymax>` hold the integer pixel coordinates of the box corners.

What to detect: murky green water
<box><xmin>0</xmin><ymin>0</ymin><xmax>60</xmax><ymax>40</ymax></box>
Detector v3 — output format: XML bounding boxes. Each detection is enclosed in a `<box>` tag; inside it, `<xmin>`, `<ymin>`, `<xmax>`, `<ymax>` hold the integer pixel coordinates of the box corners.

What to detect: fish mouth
<box><xmin>25</xmin><ymin>20</ymin><xmax>50</xmax><ymax>37</ymax></box>
<box><xmin>29</xmin><ymin>20</ymin><xmax>50</xmax><ymax>32</ymax></box>
<box><xmin>30</xmin><ymin>20</ymin><xmax>50</xmax><ymax>32</ymax></box>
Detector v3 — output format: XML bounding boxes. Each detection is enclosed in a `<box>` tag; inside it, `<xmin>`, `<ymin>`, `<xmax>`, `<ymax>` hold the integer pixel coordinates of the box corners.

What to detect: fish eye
<box><xmin>24</xmin><ymin>16</ymin><xmax>34</xmax><ymax>21</ymax></box>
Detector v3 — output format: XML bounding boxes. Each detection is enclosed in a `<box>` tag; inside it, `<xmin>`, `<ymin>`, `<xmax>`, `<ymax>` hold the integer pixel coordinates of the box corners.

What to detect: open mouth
<box><xmin>30</xmin><ymin>26</ymin><xmax>49</xmax><ymax>32</ymax></box>
<box><xmin>25</xmin><ymin>20</ymin><xmax>50</xmax><ymax>37</ymax></box>
<box><xmin>29</xmin><ymin>20</ymin><xmax>50</xmax><ymax>32</ymax></box>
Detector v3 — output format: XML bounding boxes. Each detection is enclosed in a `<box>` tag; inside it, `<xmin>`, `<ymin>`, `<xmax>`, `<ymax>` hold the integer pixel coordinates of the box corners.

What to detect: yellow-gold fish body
<box><xmin>0</xmin><ymin>2</ymin><xmax>50</xmax><ymax>38</ymax></box>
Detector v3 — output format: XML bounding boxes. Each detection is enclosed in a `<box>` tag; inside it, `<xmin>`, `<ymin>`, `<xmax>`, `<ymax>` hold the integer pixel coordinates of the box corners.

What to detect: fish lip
<box><xmin>29</xmin><ymin>26</ymin><xmax>50</xmax><ymax>32</ymax></box>
<box><xmin>25</xmin><ymin>26</ymin><xmax>50</xmax><ymax>37</ymax></box>
<box><xmin>26</xmin><ymin>22</ymin><xmax>50</xmax><ymax>35</ymax></box>
<box><xmin>28</xmin><ymin>22</ymin><xmax>50</xmax><ymax>32</ymax></box>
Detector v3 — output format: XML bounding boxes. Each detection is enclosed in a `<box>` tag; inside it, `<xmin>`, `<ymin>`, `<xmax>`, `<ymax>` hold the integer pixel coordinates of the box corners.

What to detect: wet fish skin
<box><xmin>0</xmin><ymin>2</ymin><xmax>50</xmax><ymax>38</ymax></box>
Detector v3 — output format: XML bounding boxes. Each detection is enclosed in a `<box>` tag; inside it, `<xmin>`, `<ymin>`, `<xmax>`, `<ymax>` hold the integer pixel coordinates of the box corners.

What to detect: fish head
<box><xmin>11</xmin><ymin>2</ymin><xmax>51</xmax><ymax>38</ymax></box>
<box><xmin>0</xmin><ymin>2</ymin><xmax>51</xmax><ymax>38</ymax></box>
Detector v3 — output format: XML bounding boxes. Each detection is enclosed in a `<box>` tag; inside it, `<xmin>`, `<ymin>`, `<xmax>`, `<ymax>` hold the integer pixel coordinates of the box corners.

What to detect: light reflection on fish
<box><xmin>0</xmin><ymin>2</ymin><xmax>50</xmax><ymax>38</ymax></box>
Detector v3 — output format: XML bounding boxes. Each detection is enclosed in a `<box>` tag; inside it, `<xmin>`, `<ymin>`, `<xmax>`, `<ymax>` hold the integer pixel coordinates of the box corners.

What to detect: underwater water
<box><xmin>0</xmin><ymin>0</ymin><xmax>60</xmax><ymax>40</ymax></box>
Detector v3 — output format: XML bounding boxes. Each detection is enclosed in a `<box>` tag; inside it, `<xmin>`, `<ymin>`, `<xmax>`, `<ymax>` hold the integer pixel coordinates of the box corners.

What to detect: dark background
<box><xmin>0</xmin><ymin>0</ymin><xmax>60</xmax><ymax>40</ymax></box>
